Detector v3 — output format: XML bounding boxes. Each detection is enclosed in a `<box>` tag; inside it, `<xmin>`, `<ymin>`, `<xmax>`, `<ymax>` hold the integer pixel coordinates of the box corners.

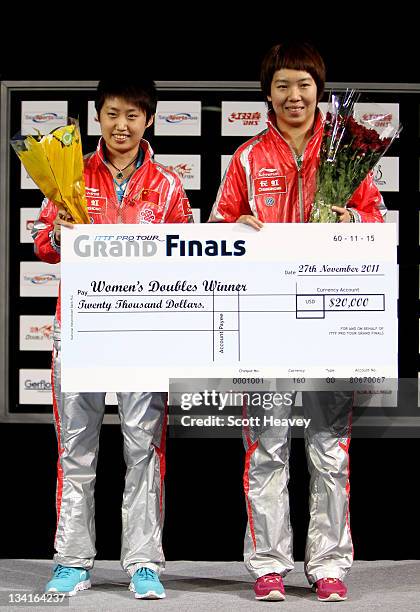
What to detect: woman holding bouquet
<box><xmin>32</xmin><ymin>78</ymin><xmax>193</xmax><ymax>600</ymax></box>
<box><xmin>210</xmin><ymin>41</ymin><xmax>386</xmax><ymax>602</ymax></box>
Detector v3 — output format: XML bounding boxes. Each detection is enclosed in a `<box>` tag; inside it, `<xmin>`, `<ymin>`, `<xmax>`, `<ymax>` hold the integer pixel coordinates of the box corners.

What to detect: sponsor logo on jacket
<box><xmin>258</xmin><ymin>168</ymin><xmax>280</xmax><ymax>177</ymax></box>
<box><xmin>254</xmin><ymin>174</ymin><xmax>287</xmax><ymax>195</ymax></box>
<box><xmin>140</xmin><ymin>209</ymin><xmax>156</xmax><ymax>223</ymax></box>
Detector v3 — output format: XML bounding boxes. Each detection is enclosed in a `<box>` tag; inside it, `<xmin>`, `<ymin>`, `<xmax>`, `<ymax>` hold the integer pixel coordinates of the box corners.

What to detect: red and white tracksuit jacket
<box><xmin>33</xmin><ymin>137</ymin><xmax>193</xmax><ymax>325</ymax></box>
<box><xmin>210</xmin><ymin>110</ymin><xmax>385</xmax><ymax>224</ymax></box>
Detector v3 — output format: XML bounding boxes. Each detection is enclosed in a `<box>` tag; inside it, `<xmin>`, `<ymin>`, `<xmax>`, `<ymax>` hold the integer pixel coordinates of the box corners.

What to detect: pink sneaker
<box><xmin>315</xmin><ymin>578</ymin><xmax>348</xmax><ymax>602</ymax></box>
<box><xmin>254</xmin><ymin>573</ymin><xmax>285</xmax><ymax>601</ymax></box>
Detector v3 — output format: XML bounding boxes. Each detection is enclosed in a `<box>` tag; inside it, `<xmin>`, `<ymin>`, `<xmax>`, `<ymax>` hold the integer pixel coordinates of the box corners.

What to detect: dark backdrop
<box><xmin>1</xmin><ymin>20</ymin><xmax>418</xmax><ymax>563</ymax></box>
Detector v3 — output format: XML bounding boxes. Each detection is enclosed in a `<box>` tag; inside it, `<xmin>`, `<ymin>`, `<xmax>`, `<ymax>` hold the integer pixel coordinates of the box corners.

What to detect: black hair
<box><xmin>261</xmin><ymin>41</ymin><xmax>326</xmax><ymax>109</ymax></box>
<box><xmin>95</xmin><ymin>78</ymin><xmax>157</xmax><ymax>122</ymax></box>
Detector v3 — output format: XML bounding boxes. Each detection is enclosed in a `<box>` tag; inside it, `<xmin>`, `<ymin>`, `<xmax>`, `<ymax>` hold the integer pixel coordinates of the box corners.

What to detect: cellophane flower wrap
<box><xmin>309</xmin><ymin>91</ymin><xmax>401</xmax><ymax>222</ymax></box>
<box><xmin>11</xmin><ymin>119</ymin><xmax>90</xmax><ymax>224</ymax></box>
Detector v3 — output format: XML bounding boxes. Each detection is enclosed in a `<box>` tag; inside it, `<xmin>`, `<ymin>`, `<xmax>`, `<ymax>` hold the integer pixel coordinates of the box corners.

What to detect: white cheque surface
<box><xmin>61</xmin><ymin>223</ymin><xmax>397</xmax><ymax>391</ymax></box>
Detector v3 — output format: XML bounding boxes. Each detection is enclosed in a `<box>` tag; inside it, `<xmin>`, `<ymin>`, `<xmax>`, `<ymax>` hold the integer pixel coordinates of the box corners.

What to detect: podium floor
<box><xmin>0</xmin><ymin>559</ymin><xmax>419</xmax><ymax>610</ymax></box>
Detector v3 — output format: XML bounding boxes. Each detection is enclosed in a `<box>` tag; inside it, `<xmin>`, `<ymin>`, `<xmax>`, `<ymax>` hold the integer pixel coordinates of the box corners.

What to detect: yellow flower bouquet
<box><xmin>11</xmin><ymin>119</ymin><xmax>90</xmax><ymax>224</ymax></box>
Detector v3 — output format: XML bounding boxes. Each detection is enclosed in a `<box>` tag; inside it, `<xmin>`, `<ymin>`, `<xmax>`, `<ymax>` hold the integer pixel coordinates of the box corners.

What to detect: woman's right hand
<box><xmin>236</xmin><ymin>215</ymin><xmax>264</xmax><ymax>231</ymax></box>
<box><xmin>53</xmin><ymin>206</ymin><xmax>74</xmax><ymax>244</ymax></box>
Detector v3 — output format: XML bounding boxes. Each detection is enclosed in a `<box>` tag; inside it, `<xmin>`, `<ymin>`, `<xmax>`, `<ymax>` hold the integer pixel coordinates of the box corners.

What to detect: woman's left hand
<box><xmin>331</xmin><ymin>206</ymin><xmax>352</xmax><ymax>223</ymax></box>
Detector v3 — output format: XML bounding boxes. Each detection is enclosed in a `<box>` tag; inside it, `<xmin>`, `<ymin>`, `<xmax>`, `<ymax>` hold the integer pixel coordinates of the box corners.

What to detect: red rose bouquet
<box><xmin>309</xmin><ymin>91</ymin><xmax>401</xmax><ymax>222</ymax></box>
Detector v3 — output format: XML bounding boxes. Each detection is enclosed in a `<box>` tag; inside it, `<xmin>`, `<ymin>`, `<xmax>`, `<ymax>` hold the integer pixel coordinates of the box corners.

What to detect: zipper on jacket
<box><xmin>275</xmin><ymin>132</ymin><xmax>307</xmax><ymax>223</ymax></box>
<box><xmin>101</xmin><ymin>157</ymin><xmax>144</xmax><ymax>223</ymax></box>
<box><xmin>271</xmin><ymin>117</ymin><xmax>322</xmax><ymax>223</ymax></box>
<box><xmin>296</xmin><ymin>158</ymin><xmax>304</xmax><ymax>223</ymax></box>
<box><xmin>118</xmin><ymin>171</ymin><xmax>138</xmax><ymax>222</ymax></box>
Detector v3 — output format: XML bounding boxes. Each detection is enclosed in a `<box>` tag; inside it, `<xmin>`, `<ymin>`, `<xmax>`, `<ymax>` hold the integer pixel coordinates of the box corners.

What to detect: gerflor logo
<box><xmin>24</xmin><ymin>378</ymin><xmax>52</xmax><ymax>390</ymax></box>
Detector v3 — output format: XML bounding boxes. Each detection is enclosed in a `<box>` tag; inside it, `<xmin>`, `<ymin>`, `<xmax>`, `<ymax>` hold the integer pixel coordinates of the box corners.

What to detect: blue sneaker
<box><xmin>45</xmin><ymin>565</ymin><xmax>91</xmax><ymax>596</ymax></box>
<box><xmin>129</xmin><ymin>568</ymin><xmax>166</xmax><ymax>599</ymax></box>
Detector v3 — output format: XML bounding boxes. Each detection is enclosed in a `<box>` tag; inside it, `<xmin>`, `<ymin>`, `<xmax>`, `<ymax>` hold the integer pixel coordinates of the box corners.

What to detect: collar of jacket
<box><xmin>266</xmin><ymin>108</ymin><xmax>324</xmax><ymax>144</ymax></box>
<box><xmin>94</xmin><ymin>137</ymin><xmax>154</xmax><ymax>169</ymax></box>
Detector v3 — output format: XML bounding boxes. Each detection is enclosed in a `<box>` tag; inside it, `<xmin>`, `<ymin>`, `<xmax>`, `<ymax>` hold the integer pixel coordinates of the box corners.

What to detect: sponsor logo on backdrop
<box><xmin>20</xmin><ymin>262</ymin><xmax>60</xmax><ymax>297</ymax></box>
<box><xmin>154</xmin><ymin>101</ymin><xmax>201</xmax><ymax>136</ymax></box>
<box><xmin>374</xmin><ymin>165</ymin><xmax>385</xmax><ymax>186</ymax></box>
<box><xmin>372</xmin><ymin>157</ymin><xmax>399</xmax><ymax>192</ymax></box>
<box><xmin>160</xmin><ymin>113</ymin><xmax>194</xmax><ymax>123</ymax></box>
<box><xmin>361</xmin><ymin>113</ymin><xmax>393</xmax><ymax>128</ymax></box>
<box><xmin>20</xmin><ymin>316</ymin><xmax>54</xmax><ymax>351</ymax></box>
<box><xmin>169</xmin><ymin>163</ymin><xmax>194</xmax><ymax>180</ymax></box>
<box><xmin>228</xmin><ymin>112</ymin><xmax>261</xmax><ymax>126</ymax></box>
<box><xmin>21</xmin><ymin>101</ymin><xmax>68</xmax><ymax>135</ymax></box>
<box><xmin>319</xmin><ymin>103</ymin><xmax>400</xmax><ymax>138</ymax></box>
<box><xmin>24</xmin><ymin>378</ymin><xmax>52</xmax><ymax>390</ymax></box>
<box><xmin>19</xmin><ymin>369</ymin><xmax>53</xmax><ymax>404</ymax></box>
<box><xmin>222</xmin><ymin>102</ymin><xmax>267</xmax><ymax>136</ymax></box>
<box><xmin>25</xmin><ymin>274</ymin><xmax>59</xmax><ymax>285</ymax></box>
<box><xmin>354</xmin><ymin>103</ymin><xmax>399</xmax><ymax>137</ymax></box>
<box><xmin>154</xmin><ymin>155</ymin><xmax>201</xmax><ymax>190</ymax></box>
<box><xmin>27</xmin><ymin>324</ymin><xmax>53</xmax><ymax>339</ymax></box>
<box><xmin>25</xmin><ymin>112</ymin><xmax>65</xmax><ymax>123</ymax></box>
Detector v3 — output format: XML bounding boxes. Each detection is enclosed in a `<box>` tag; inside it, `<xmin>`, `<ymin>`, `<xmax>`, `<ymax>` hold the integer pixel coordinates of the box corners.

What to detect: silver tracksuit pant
<box><xmin>51</xmin><ymin>336</ymin><xmax>167</xmax><ymax>576</ymax></box>
<box><xmin>243</xmin><ymin>392</ymin><xmax>353</xmax><ymax>584</ymax></box>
